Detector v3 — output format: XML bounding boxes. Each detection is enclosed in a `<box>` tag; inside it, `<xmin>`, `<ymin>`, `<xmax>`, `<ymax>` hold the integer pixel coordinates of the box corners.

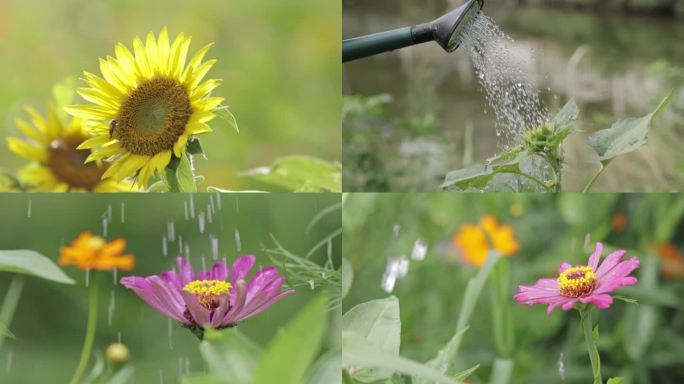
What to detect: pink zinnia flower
<box><xmin>121</xmin><ymin>255</ymin><xmax>294</xmax><ymax>331</ymax></box>
<box><xmin>514</xmin><ymin>242</ymin><xmax>639</xmax><ymax>314</ymax></box>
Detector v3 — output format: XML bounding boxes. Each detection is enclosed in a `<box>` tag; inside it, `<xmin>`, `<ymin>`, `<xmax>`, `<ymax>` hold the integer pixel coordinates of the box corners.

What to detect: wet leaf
<box><xmin>162</xmin><ymin>154</ymin><xmax>197</xmax><ymax>192</ymax></box>
<box><xmin>306</xmin><ymin>350</ymin><xmax>341</xmax><ymax>384</ymax></box>
<box><xmin>199</xmin><ymin>328</ymin><xmax>263</xmax><ymax>384</ymax></box>
<box><xmin>552</xmin><ymin>98</ymin><xmax>579</xmax><ymax>128</ymax></box>
<box><xmin>342</xmin><ymin>296</ymin><xmax>400</xmax><ymax>382</ymax></box>
<box><xmin>253</xmin><ymin>294</ymin><xmax>328</xmax><ymax>384</ymax></box>
<box><xmin>442</xmin><ymin>157</ymin><xmax>523</xmax><ymax>191</ymax></box>
<box><xmin>186</xmin><ymin>138</ymin><xmax>205</xmax><ymax>156</ymax></box>
<box><xmin>588</xmin><ymin>92</ymin><xmax>673</xmax><ymax>162</ymax></box>
<box><xmin>241</xmin><ymin>156</ymin><xmax>341</xmax><ymax>192</ymax></box>
<box><xmin>0</xmin><ymin>250</ymin><xmax>74</xmax><ymax>284</ymax></box>
<box><xmin>342</xmin><ymin>332</ymin><xmax>460</xmax><ymax>384</ymax></box>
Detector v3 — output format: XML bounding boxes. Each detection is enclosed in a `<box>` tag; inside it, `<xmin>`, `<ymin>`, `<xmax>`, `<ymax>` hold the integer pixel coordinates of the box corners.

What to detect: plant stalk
<box><xmin>0</xmin><ymin>276</ymin><xmax>25</xmax><ymax>354</ymax></box>
<box><xmin>69</xmin><ymin>274</ymin><xmax>99</xmax><ymax>384</ymax></box>
<box><xmin>579</xmin><ymin>306</ymin><xmax>602</xmax><ymax>384</ymax></box>
<box><xmin>583</xmin><ymin>163</ymin><xmax>607</xmax><ymax>193</ymax></box>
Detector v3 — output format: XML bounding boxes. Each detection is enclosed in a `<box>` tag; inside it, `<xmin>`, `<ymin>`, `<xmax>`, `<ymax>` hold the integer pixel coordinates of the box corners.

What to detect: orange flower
<box><xmin>452</xmin><ymin>215</ymin><xmax>519</xmax><ymax>267</ymax></box>
<box><xmin>653</xmin><ymin>243</ymin><xmax>684</xmax><ymax>279</ymax></box>
<box><xmin>59</xmin><ymin>231</ymin><xmax>135</xmax><ymax>271</ymax></box>
<box><xmin>611</xmin><ymin>212</ymin><xmax>628</xmax><ymax>233</ymax></box>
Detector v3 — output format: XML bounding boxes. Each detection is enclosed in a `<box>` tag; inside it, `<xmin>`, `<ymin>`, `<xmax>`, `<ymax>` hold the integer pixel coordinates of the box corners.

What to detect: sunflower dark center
<box><xmin>48</xmin><ymin>135</ymin><xmax>106</xmax><ymax>190</ymax></box>
<box><xmin>114</xmin><ymin>77</ymin><xmax>191</xmax><ymax>156</ymax></box>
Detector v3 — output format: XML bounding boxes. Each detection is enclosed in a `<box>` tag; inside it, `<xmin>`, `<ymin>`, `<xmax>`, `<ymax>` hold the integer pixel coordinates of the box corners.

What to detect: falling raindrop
<box><xmin>207</xmin><ymin>204</ymin><xmax>213</xmax><ymax>224</ymax></box>
<box><xmin>308</xmin><ymin>280</ymin><xmax>315</xmax><ymax>290</ymax></box>
<box><xmin>102</xmin><ymin>218</ymin><xmax>108</xmax><ymax>239</ymax></box>
<box><xmin>85</xmin><ymin>269</ymin><xmax>90</xmax><ymax>287</ymax></box>
<box><xmin>179</xmin><ymin>236</ymin><xmax>183</xmax><ymax>255</ymax></box>
<box><xmin>201</xmin><ymin>256</ymin><xmax>207</xmax><ymax>272</ymax></box>
<box><xmin>112</xmin><ymin>267</ymin><xmax>118</xmax><ymax>285</ymax></box>
<box><xmin>395</xmin><ymin>256</ymin><xmax>409</xmax><ymax>278</ymax></box>
<box><xmin>216</xmin><ymin>192</ymin><xmax>222</xmax><ymax>210</ymax></box>
<box><xmin>210</xmin><ymin>234</ymin><xmax>219</xmax><ymax>260</ymax></box>
<box><xmin>184</xmin><ymin>244</ymin><xmax>191</xmax><ymax>259</ymax></box>
<box><xmin>189</xmin><ymin>194</ymin><xmax>196</xmax><ymax>219</ymax></box>
<box><xmin>120</xmin><ymin>202</ymin><xmax>125</xmax><ymax>223</ymax></box>
<box><xmin>159</xmin><ymin>369</ymin><xmax>164</xmax><ymax>384</ymax></box>
<box><xmin>234</xmin><ymin>229</ymin><xmax>242</xmax><ymax>252</ymax></box>
<box><xmin>209</xmin><ymin>195</ymin><xmax>216</xmax><ymax>215</ymax></box>
<box><xmin>108</xmin><ymin>290</ymin><xmax>115</xmax><ymax>326</ymax></box>
<box><xmin>162</xmin><ymin>235</ymin><xmax>168</xmax><ymax>257</ymax></box>
<box><xmin>392</xmin><ymin>224</ymin><xmax>400</xmax><ymax>238</ymax></box>
<box><xmin>198</xmin><ymin>212</ymin><xmax>206</xmax><ymax>234</ymax></box>
<box><xmin>583</xmin><ymin>233</ymin><xmax>591</xmax><ymax>252</ymax></box>
<box><xmin>411</xmin><ymin>238</ymin><xmax>428</xmax><ymax>261</ymax></box>
<box><xmin>167</xmin><ymin>222</ymin><xmax>176</xmax><ymax>242</ymax></box>
<box><xmin>558</xmin><ymin>352</ymin><xmax>565</xmax><ymax>381</ymax></box>
<box><xmin>381</xmin><ymin>272</ymin><xmax>396</xmax><ymax>293</ymax></box>
<box><xmin>107</xmin><ymin>205</ymin><xmax>112</xmax><ymax>222</ymax></box>
<box><xmin>184</xmin><ymin>201</ymin><xmax>189</xmax><ymax>221</ymax></box>
<box><xmin>234</xmin><ymin>198</ymin><xmax>239</xmax><ymax>213</ymax></box>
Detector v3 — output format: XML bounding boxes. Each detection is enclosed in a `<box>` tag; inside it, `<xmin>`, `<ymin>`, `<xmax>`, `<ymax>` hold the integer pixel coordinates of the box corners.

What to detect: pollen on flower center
<box><xmin>48</xmin><ymin>135</ymin><xmax>106</xmax><ymax>189</ymax></box>
<box><xmin>183</xmin><ymin>280</ymin><xmax>232</xmax><ymax>309</ymax></box>
<box><xmin>557</xmin><ymin>265</ymin><xmax>597</xmax><ymax>297</ymax></box>
<box><xmin>115</xmin><ymin>77</ymin><xmax>191</xmax><ymax>156</ymax></box>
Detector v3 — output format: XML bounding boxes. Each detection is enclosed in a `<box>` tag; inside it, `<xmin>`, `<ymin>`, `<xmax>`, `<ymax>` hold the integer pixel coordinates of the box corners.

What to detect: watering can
<box><xmin>343</xmin><ymin>0</ymin><xmax>484</xmax><ymax>62</ymax></box>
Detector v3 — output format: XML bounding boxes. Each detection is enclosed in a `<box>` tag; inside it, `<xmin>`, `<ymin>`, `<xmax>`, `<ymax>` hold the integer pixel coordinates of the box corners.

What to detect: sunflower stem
<box><xmin>579</xmin><ymin>305</ymin><xmax>602</xmax><ymax>384</ymax></box>
<box><xmin>69</xmin><ymin>274</ymin><xmax>99</xmax><ymax>384</ymax></box>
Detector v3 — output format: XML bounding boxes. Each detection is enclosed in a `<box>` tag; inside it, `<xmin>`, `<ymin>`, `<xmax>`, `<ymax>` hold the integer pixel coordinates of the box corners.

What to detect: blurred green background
<box><xmin>0</xmin><ymin>192</ymin><xmax>341</xmax><ymax>383</ymax></box>
<box><xmin>343</xmin><ymin>193</ymin><xmax>684</xmax><ymax>383</ymax></box>
<box><xmin>0</xmin><ymin>0</ymin><xmax>341</xmax><ymax>190</ymax></box>
<box><xmin>343</xmin><ymin>0</ymin><xmax>684</xmax><ymax>191</ymax></box>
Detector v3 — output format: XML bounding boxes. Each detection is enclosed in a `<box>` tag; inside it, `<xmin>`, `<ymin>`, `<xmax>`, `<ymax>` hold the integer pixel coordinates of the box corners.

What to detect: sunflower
<box><xmin>65</xmin><ymin>27</ymin><xmax>223</xmax><ymax>188</ymax></box>
<box><xmin>6</xmin><ymin>103</ymin><xmax>131</xmax><ymax>192</ymax></box>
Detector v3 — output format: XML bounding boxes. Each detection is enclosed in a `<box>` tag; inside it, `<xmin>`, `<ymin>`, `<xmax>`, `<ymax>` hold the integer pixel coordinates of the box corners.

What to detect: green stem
<box><xmin>511</xmin><ymin>171</ymin><xmax>553</xmax><ymax>192</ymax></box>
<box><xmin>579</xmin><ymin>306</ymin><xmax>602</xmax><ymax>384</ymax></box>
<box><xmin>69</xmin><ymin>274</ymin><xmax>99</xmax><ymax>384</ymax></box>
<box><xmin>582</xmin><ymin>163</ymin><xmax>607</xmax><ymax>193</ymax></box>
<box><xmin>0</xmin><ymin>276</ymin><xmax>24</xmax><ymax>354</ymax></box>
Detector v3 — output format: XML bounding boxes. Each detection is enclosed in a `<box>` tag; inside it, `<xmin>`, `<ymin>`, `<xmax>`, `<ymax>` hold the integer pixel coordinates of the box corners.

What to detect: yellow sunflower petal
<box><xmin>7</xmin><ymin>137</ymin><xmax>48</xmax><ymax>162</ymax></box>
<box><xmin>186</xmin><ymin>122</ymin><xmax>212</xmax><ymax>135</ymax></box>
<box><xmin>132</xmin><ymin>36</ymin><xmax>152</xmax><ymax>78</ymax></box>
<box><xmin>76</xmin><ymin>88</ymin><xmax>120</xmax><ymax>111</ymax></box>
<box><xmin>24</xmin><ymin>106</ymin><xmax>48</xmax><ymax>133</ymax></box>
<box><xmin>114</xmin><ymin>43</ymin><xmax>139</xmax><ymax>81</ymax></box>
<box><xmin>115</xmin><ymin>154</ymin><xmax>149</xmax><ymax>181</ymax></box>
<box><xmin>173</xmin><ymin>134</ymin><xmax>189</xmax><ymax>157</ymax></box>
<box><xmin>78</xmin><ymin>135</ymin><xmax>114</xmax><ymax>150</ymax></box>
<box><xmin>168</xmin><ymin>32</ymin><xmax>187</xmax><ymax>78</ymax></box>
<box><xmin>64</xmin><ymin>105</ymin><xmax>115</xmax><ymax>121</ymax></box>
<box><xmin>83</xmin><ymin>71</ymin><xmax>124</xmax><ymax>100</ymax></box>
<box><xmin>187</xmin><ymin>59</ymin><xmax>217</xmax><ymax>90</ymax></box>
<box><xmin>194</xmin><ymin>96</ymin><xmax>224</xmax><ymax>112</ymax></box>
<box><xmin>145</xmin><ymin>31</ymin><xmax>159</xmax><ymax>74</ymax></box>
<box><xmin>152</xmin><ymin>150</ymin><xmax>172</xmax><ymax>174</ymax></box>
<box><xmin>181</xmin><ymin>43</ymin><xmax>214</xmax><ymax>84</ymax></box>
<box><xmin>191</xmin><ymin>79</ymin><xmax>222</xmax><ymax>101</ymax></box>
<box><xmin>157</xmin><ymin>27</ymin><xmax>170</xmax><ymax>75</ymax></box>
<box><xmin>14</xmin><ymin>118</ymin><xmax>46</xmax><ymax>144</ymax></box>
<box><xmin>99</xmin><ymin>58</ymin><xmax>130</xmax><ymax>94</ymax></box>
<box><xmin>85</xmin><ymin>143</ymin><xmax>123</xmax><ymax>162</ymax></box>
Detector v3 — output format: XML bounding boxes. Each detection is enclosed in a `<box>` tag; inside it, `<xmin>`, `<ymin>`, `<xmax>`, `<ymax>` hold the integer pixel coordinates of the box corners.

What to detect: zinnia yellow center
<box><xmin>48</xmin><ymin>135</ymin><xmax>106</xmax><ymax>189</ymax></box>
<box><xmin>183</xmin><ymin>280</ymin><xmax>232</xmax><ymax>309</ymax></box>
<box><xmin>557</xmin><ymin>265</ymin><xmax>597</xmax><ymax>297</ymax></box>
<box><xmin>115</xmin><ymin>77</ymin><xmax>191</xmax><ymax>156</ymax></box>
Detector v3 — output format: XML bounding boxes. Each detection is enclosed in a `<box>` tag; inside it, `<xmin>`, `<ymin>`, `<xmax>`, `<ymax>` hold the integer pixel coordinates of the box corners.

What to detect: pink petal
<box><xmin>210</xmin><ymin>294</ymin><xmax>231</xmax><ymax>329</ymax></box>
<box><xmin>561</xmin><ymin>298</ymin><xmax>578</xmax><ymax>311</ymax></box>
<box><xmin>595</xmin><ymin>256</ymin><xmax>640</xmax><ymax>294</ymax></box>
<box><xmin>197</xmin><ymin>271</ymin><xmax>212</xmax><ymax>280</ymax></box>
<box><xmin>231</xmin><ymin>255</ymin><xmax>255</xmax><ymax>286</ymax></box>
<box><xmin>579</xmin><ymin>294</ymin><xmax>613</xmax><ymax>309</ymax></box>
<box><xmin>588</xmin><ymin>242</ymin><xmax>603</xmax><ymax>270</ymax></box>
<box><xmin>121</xmin><ymin>276</ymin><xmax>186</xmax><ymax>323</ymax></box>
<box><xmin>557</xmin><ymin>262</ymin><xmax>572</xmax><ymax>274</ymax></box>
<box><xmin>235</xmin><ymin>289</ymin><xmax>295</xmax><ymax>322</ymax></box>
<box><xmin>596</xmin><ymin>250</ymin><xmax>627</xmax><ymax>278</ymax></box>
<box><xmin>176</xmin><ymin>257</ymin><xmax>195</xmax><ymax>285</ymax></box>
<box><xmin>160</xmin><ymin>270</ymin><xmax>183</xmax><ymax>290</ymax></box>
<box><xmin>223</xmin><ymin>280</ymin><xmax>248</xmax><ymax>325</ymax></box>
<box><xmin>514</xmin><ymin>278</ymin><xmax>560</xmax><ymax>302</ymax></box>
<box><xmin>211</xmin><ymin>261</ymin><xmax>229</xmax><ymax>281</ymax></box>
<box><xmin>180</xmin><ymin>290</ymin><xmax>211</xmax><ymax>327</ymax></box>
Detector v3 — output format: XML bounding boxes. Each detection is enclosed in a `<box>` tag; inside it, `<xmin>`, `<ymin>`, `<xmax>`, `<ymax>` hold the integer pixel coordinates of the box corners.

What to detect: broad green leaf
<box><xmin>106</xmin><ymin>365</ymin><xmax>135</xmax><ymax>384</ymax></box>
<box><xmin>0</xmin><ymin>250</ymin><xmax>74</xmax><ymax>284</ymax></box>
<box><xmin>552</xmin><ymin>98</ymin><xmax>579</xmax><ymax>128</ymax></box>
<box><xmin>252</xmin><ymin>294</ymin><xmax>328</xmax><ymax>384</ymax></box>
<box><xmin>442</xmin><ymin>158</ymin><xmax>523</xmax><ymax>191</ymax></box>
<box><xmin>587</xmin><ymin>92</ymin><xmax>673</xmax><ymax>162</ymax></box>
<box><xmin>215</xmin><ymin>107</ymin><xmax>239</xmax><ymax>133</ymax></box>
<box><xmin>342</xmin><ymin>257</ymin><xmax>353</xmax><ymax>300</ymax></box>
<box><xmin>607</xmin><ymin>378</ymin><xmax>624</xmax><ymax>384</ymax></box>
<box><xmin>199</xmin><ymin>328</ymin><xmax>263</xmax><ymax>384</ymax></box>
<box><xmin>342</xmin><ymin>296</ymin><xmax>400</xmax><ymax>355</ymax></box>
<box><xmin>306</xmin><ymin>350</ymin><xmax>341</xmax><ymax>384</ymax></box>
<box><xmin>162</xmin><ymin>154</ymin><xmax>197</xmax><ymax>192</ymax></box>
<box><xmin>186</xmin><ymin>138</ymin><xmax>205</xmax><ymax>156</ymax></box>
<box><xmin>342</xmin><ymin>332</ymin><xmax>461</xmax><ymax>384</ymax></box>
<box><xmin>241</xmin><ymin>156</ymin><xmax>342</xmax><ymax>192</ymax></box>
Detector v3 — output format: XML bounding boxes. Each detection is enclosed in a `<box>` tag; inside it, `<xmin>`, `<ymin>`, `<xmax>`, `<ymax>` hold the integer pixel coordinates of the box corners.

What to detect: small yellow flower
<box><xmin>59</xmin><ymin>232</ymin><xmax>135</xmax><ymax>271</ymax></box>
<box><xmin>65</xmin><ymin>27</ymin><xmax>223</xmax><ymax>188</ymax></box>
<box><xmin>452</xmin><ymin>215</ymin><xmax>519</xmax><ymax>267</ymax></box>
<box><xmin>7</xmin><ymin>103</ymin><xmax>131</xmax><ymax>192</ymax></box>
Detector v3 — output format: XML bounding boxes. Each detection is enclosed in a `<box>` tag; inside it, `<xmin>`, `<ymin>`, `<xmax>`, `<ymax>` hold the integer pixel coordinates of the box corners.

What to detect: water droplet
<box><xmin>412</xmin><ymin>239</ymin><xmax>428</xmax><ymax>261</ymax></box>
<box><xmin>234</xmin><ymin>229</ymin><xmax>242</xmax><ymax>252</ymax></box>
<box><xmin>308</xmin><ymin>280</ymin><xmax>315</xmax><ymax>290</ymax></box>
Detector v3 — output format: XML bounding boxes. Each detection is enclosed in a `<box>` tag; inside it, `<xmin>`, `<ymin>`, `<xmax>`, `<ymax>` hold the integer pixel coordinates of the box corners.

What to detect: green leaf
<box><xmin>342</xmin><ymin>332</ymin><xmax>461</xmax><ymax>384</ymax></box>
<box><xmin>215</xmin><ymin>106</ymin><xmax>239</xmax><ymax>133</ymax></box>
<box><xmin>252</xmin><ymin>294</ymin><xmax>328</xmax><ymax>384</ymax></box>
<box><xmin>613</xmin><ymin>296</ymin><xmax>638</xmax><ymax>306</ymax></box>
<box><xmin>306</xmin><ymin>350</ymin><xmax>341</xmax><ymax>384</ymax></box>
<box><xmin>241</xmin><ymin>156</ymin><xmax>341</xmax><ymax>192</ymax></box>
<box><xmin>552</xmin><ymin>98</ymin><xmax>579</xmax><ymax>128</ymax></box>
<box><xmin>162</xmin><ymin>155</ymin><xmax>197</xmax><ymax>192</ymax></box>
<box><xmin>488</xmin><ymin>358</ymin><xmax>513</xmax><ymax>384</ymax></box>
<box><xmin>0</xmin><ymin>323</ymin><xmax>14</xmax><ymax>340</ymax></box>
<box><xmin>186</xmin><ymin>138</ymin><xmax>205</xmax><ymax>156</ymax></box>
<box><xmin>0</xmin><ymin>250</ymin><xmax>74</xmax><ymax>284</ymax></box>
<box><xmin>199</xmin><ymin>328</ymin><xmax>263</xmax><ymax>384</ymax></box>
<box><xmin>607</xmin><ymin>378</ymin><xmax>624</xmax><ymax>384</ymax></box>
<box><xmin>587</xmin><ymin>92</ymin><xmax>673</xmax><ymax>162</ymax></box>
<box><xmin>342</xmin><ymin>296</ymin><xmax>400</xmax><ymax>356</ymax></box>
<box><xmin>342</xmin><ymin>257</ymin><xmax>353</xmax><ymax>300</ymax></box>
<box><xmin>106</xmin><ymin>365</ymin><xmax>135</xmax><ymax>384</ymax></box>
<box><xmin>442</xmin><ymin>158</ymin><xmax>523</xmax><ymax>191</ymax></box>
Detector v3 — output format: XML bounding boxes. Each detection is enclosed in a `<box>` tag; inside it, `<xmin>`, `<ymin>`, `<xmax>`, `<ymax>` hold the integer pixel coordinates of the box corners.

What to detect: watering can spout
<box><xmin>342</xmin><ymin>0</ymin><xmax>484</xmax><ymax>62</ymax></box>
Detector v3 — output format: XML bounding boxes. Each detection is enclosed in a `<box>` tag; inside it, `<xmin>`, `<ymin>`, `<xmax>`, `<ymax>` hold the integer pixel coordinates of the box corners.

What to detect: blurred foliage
<box><xmin>0</xmin><ymin>193</ymin><xmax>341</xmax><ymax>383</ymax></box>
<box><xmin>0</xmin><ymin>0</ymin><xmax>340</xmax><ymax>190</ymax></box>
<box><xmin>343</xmin><ymin>193</ymin><xmax>684</xmax><ymax>383</ymax></box>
